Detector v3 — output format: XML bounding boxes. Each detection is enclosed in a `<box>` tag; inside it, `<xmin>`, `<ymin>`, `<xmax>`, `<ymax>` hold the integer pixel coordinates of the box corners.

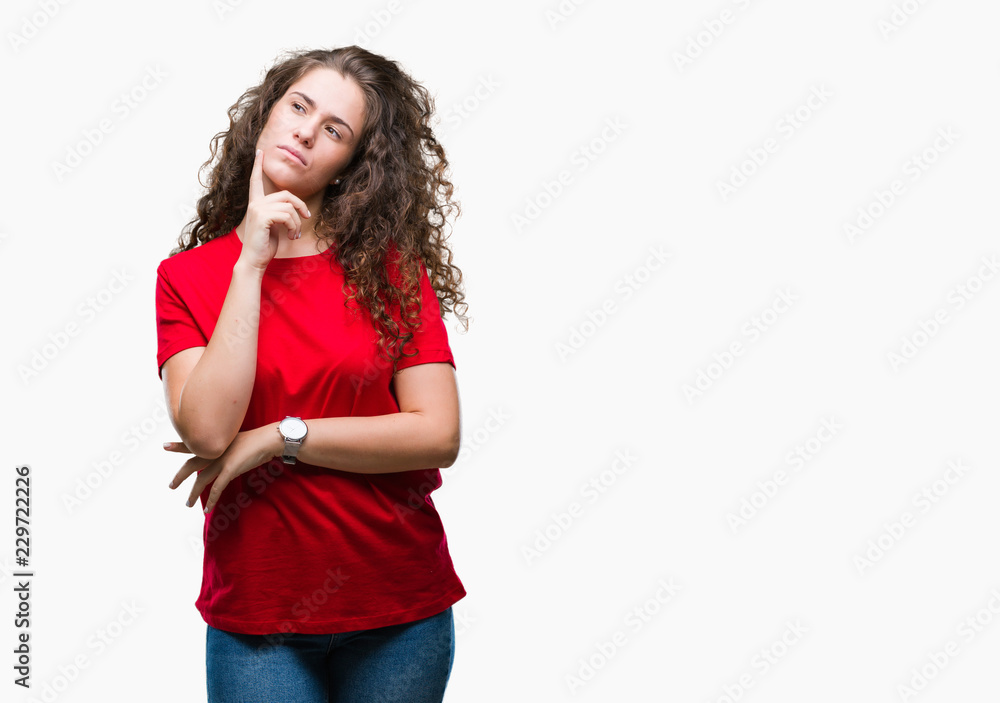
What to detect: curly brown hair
<box><xmin>170</xmin><ymin>45</ymin><xmax>468</xmax><ymax>370</ymax></box>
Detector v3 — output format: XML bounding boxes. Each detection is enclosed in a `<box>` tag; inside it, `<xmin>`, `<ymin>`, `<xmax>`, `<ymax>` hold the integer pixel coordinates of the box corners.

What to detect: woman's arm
<box><xmin>162</xmin><ymin>151</ymin><xmax>310</xmax><ymax>459</ymax></box>
<box><xmin>161</xmin><ymin>260</ymin><xmax>265</xmax><ymax>459</ymax></box>
<box><xmin>284</xmin><ymin>361</ymin><xmax>461</xmax><ymax>472</ymax></box>
<box><xmin>167</xmin><ymin>362</ymin><xmax>462</xmax><ymax>513</ymax></box>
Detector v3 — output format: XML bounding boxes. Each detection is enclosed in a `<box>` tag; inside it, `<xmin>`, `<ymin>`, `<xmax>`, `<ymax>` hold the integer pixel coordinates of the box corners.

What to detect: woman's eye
<box><xmin>326</xmin><ymin>126</ymin><xmax>341</xmax><ymax>139</ymax></box>
<box><xmin>292</xmin><ymin>102</ymin><xmax>304</xmax><ymax>112</ymax></box>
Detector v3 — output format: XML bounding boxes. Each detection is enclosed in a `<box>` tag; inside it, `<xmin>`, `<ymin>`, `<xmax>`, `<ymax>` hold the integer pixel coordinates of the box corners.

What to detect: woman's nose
<box><xmin>295</xmin><ymin>118</ymin><xmax>323</xmax><ymax>144</ymax></box>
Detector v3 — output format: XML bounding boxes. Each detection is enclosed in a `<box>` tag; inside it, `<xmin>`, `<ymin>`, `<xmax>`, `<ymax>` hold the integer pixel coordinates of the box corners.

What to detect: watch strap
<box><xmin>281</xmin><ymin>437</ymin><xmax>303</xmax><ymax>464</ymax></box>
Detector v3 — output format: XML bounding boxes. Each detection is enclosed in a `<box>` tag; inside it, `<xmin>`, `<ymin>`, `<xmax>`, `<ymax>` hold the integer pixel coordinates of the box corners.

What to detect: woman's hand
<box><xmin>165</xmin><ymin>425</ymin><xmax>280</xmax><ymax>514</ymax></box>
<box><xmin>238</xmin><ymin>148</ymin><xmax>312</xmax><ymax>272</ymax></box>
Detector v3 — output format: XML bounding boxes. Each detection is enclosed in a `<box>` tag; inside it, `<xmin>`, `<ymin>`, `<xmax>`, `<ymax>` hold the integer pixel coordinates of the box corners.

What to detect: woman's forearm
<box><xmin>176</xmin><ymin>260</ymin><xmax>265</xmax><ymax>458</ymax></box>
<box><xmin>263</xmin><ymin>413</ymin><xmax>461</xmax><ymax>474</ymax></box>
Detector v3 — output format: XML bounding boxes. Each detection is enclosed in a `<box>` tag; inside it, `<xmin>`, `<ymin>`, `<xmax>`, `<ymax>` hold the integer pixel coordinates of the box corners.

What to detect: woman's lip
<box><xmin>278</xmin><ymin>146</ymin><xmax>305</xmax><ymax>165</ymax></box>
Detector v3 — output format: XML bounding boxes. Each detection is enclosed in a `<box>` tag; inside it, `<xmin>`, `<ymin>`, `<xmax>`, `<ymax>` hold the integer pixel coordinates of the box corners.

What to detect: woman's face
<box><xmin>255</xmin><ymin>66</ymin><xmax>366</xmax><ymax>202</ymax></box>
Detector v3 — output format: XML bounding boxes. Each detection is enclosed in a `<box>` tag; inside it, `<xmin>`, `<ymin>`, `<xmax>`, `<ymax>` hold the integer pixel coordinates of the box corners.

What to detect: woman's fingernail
<box><xmin>185</xmin><ymin>498</ymin><xmax>192</xmax><ymax>507</ymax></box>
<box><xmin>163</xmin><ymin>442</ymin><xmax>172</xmax><ymax>449</ymax></box>
<box><xmin>204</xmin><ymin>506</ymin><xmax>211</xmax><ymax>514</ymax></box>
<box><xmin>168</xmin><ymin>480</ymin><xmax>174</xmax><ymax>489</ymax></box>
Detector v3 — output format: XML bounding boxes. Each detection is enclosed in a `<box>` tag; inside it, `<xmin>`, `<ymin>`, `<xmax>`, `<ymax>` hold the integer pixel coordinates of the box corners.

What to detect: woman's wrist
<box><xmin>233</xmin><ymin>256</ymin><xmax>268</xmax><ymax>281</ymax></box>
<box><xmin>261</xmin><ymin>421</ymin><xmax>285</xmax><ymax>460</ymax></box>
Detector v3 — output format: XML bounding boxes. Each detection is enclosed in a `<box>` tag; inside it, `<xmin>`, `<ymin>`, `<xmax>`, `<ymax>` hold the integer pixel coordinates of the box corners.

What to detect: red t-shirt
<box><xmin>155</xmin><ymin>228</ymin><xmax>466</xmax><ymax>635</ymax></box>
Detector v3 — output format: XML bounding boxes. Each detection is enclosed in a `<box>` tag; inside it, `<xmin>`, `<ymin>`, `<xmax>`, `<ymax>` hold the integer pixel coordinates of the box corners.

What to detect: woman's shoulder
<box><xmin>158</xmin><ymin>230</ymin><xmax>239</xmax><ymax>276</ymax></box>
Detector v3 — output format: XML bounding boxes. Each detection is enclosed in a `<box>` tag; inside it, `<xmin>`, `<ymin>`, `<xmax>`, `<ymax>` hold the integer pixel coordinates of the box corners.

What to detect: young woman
<box><xmin>154</xmin><ymin>45</ymin><xmax>468</xmax><ymax>702</ymax></box>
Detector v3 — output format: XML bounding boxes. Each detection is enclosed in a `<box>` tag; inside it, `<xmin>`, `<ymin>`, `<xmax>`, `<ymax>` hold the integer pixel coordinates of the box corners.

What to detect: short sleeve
<box><xmin>394</xmin><ymin>264</ymin><xmax>456</xmax><ymax>373</ymax></box>
<box><xmin>155</xmin><ymin>262</ymin><xmax>208</xmax><ymax>379</ymax></box>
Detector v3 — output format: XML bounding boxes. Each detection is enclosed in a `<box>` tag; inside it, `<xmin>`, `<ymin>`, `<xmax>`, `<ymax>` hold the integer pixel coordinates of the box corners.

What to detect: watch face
<box><xmin>280</xmin><ymin>417</ymin><xmax>307</xmax><ymax>440</ymax></box>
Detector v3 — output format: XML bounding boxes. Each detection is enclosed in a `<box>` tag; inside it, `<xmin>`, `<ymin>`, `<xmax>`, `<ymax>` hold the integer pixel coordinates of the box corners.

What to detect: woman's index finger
<box><xmin>249</xmin><ymin>149</ymin><xmax>264</xmax><ymax>202</ymax></box>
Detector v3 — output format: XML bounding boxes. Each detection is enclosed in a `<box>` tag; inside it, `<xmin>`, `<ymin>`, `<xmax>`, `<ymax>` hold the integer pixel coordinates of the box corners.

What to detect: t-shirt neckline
<box><xmin>225</xmin><ymin>228</ymin><xmax>334</xmax><ymax>272</ymax></box>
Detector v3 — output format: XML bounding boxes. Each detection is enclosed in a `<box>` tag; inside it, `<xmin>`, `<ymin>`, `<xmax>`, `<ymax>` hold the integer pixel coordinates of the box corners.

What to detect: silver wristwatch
<box><xmin>277</xmin><ymin>416</ymin><xmax>308</xmax><ymax>464</ymax></box>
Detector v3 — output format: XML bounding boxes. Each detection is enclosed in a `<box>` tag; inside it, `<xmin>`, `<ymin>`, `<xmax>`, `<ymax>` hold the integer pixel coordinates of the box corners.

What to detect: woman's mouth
<box><xmin>278</xmin><ymin>145</ymin><xmax>306</xmax><ymax>165</ymax></box>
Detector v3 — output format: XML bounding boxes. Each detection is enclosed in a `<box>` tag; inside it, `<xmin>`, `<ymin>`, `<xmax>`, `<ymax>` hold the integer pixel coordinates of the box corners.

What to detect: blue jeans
<box><xmin>205</xmin><ymin>607</ymin><xmax>455</xmax><ymax>702</ymax></box>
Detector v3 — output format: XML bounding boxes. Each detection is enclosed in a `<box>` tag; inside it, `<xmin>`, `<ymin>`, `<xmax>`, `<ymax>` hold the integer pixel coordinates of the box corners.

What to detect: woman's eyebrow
<box><xmin>289</xmin><ymin>91</ymin><xmax>356</xmax><ymax>138</ymax></box>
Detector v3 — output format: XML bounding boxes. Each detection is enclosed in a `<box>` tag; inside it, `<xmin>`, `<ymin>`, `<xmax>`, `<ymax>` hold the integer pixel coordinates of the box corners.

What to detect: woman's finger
<box><xmin>280</xmin><ymin>190</ymin><xmax>311</xmax><ymax>221</ymax></box>
<box><xmin>202</xmin><ymin>471</ymin><xmax>233</xmax><ymax>515</ymax></box>
<box><xmin>263</xmin><ymin>187</ymin><xmax>311</xmax><ymax>221</ymax></box>
<box><xmin>187</xmin><ymin>462</ymin><xmax>220</xmax><ymax>510</ymax></box>
<box><xmin>248</xmin><ymin>148</ymin><xmax>264</xmax><ymax>203</ymax></box>
<box><xmin>168</xmin><ymin>454</ymin><xmax>211</xmax><ymax>491</ymax></box>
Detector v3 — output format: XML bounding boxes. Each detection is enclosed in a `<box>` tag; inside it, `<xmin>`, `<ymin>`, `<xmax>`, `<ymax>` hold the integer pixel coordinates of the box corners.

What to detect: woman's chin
<box><xmin>267</xmin><ymin>178</ymin><xmax>315</xmax><ymax>201</ymax></box>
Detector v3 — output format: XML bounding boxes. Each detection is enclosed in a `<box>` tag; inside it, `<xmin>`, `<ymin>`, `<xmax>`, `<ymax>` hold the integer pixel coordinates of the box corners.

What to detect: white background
<box><xmin>1</xmin><ymin>0</ymin><xmax>999</xmax><ymax>701</ymax></box>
